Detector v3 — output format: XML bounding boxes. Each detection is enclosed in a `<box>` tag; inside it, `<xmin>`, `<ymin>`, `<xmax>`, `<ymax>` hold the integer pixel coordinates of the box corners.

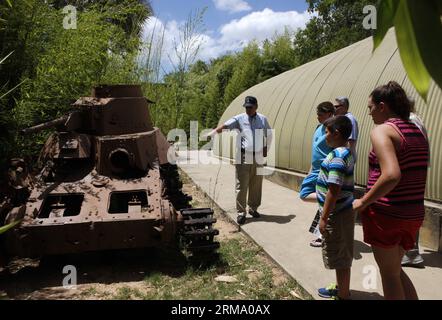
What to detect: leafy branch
<box><xmin>374</xmin><ymin>0</ymin><xmax>442</xmax><ymax>100</ymax></box>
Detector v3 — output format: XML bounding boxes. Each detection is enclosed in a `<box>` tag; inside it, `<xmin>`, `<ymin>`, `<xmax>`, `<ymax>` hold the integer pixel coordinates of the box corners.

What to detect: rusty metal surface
<box><xmin>73</xmin><ymin>96</ymin><xmax>154</xmax><ymax>136</ymax></box>
<box><xmin>4</xmin><ymin>167</ymin><xmax>178</xmax><ymax>256</ymax></box>
<box><xmin>95</xmin><ymin>130</ymin><xmax>159</xmax><ymax>176</ymax></box>
<box><xmin>53</xmin><ymin>133</ymin><xmax>91</xmax><ymax>160</ymax></box>
<box><xmin>21</xmin><ymin>115</ymin><xmax>69</xmax><ymax>135</ymax></box>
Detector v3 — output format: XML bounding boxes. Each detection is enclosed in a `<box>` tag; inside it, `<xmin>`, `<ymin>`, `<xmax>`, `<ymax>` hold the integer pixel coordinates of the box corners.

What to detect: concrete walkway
<box><xmin>177</xmin><ymin>151</ymin><xmax>442</xmax><ymax>300</ymax></box>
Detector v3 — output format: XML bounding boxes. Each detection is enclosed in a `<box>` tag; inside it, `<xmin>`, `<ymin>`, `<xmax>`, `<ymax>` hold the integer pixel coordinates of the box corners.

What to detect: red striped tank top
<box><xmin>367</xmin><ymin>118</ymin><xmax>429</xmax><ymax>221</ymax></box>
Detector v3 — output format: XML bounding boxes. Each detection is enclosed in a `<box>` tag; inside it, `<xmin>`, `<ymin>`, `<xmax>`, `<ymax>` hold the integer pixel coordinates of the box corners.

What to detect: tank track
<box><xmin>160</xmin><ymin>164</ymin><xmax>220</xmax><ymax>259</ymax></box>
<box><xmin>160</xmin><ymin>163</ymin><xmax>192</xmax><ymax>210</ymax></box>
<box><xmin>180</xmin><ymin>208</ymin><xmax>220</xmax><ymax>258</ymax></box>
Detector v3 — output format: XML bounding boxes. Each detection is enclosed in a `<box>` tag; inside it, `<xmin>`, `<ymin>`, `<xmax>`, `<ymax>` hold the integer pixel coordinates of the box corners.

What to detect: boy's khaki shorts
<box><xmin>322</xmin><ymin>207</ymin><xmax>355</xmax><ymax>270</ymax></box>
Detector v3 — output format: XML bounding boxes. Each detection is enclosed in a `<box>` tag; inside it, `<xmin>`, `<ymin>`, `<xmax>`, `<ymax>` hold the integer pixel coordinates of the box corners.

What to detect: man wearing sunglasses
<box><xmin>334</xmin><ymin>97</ymin><xmax>359</xmax><ymax>162</ymax></box>
<box><xmin>208</xmin><ymin>96</ymin><xmax>272</xmax><ymax>225</ymax></box>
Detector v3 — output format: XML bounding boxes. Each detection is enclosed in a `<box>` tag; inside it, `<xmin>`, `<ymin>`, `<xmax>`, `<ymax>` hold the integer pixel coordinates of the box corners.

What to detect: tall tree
<box><xmin>50</xmin><ymin>0</ymin><xmax>152</xmax><ymax>36</ymax></box>
<box><xmin>224</xmin><ymin>42</ymin><xmax>262</xmax><ymax>106</ymax></box>
<box><xmin>204</xmin><ymin>55</ymin><xmax>236</xmax><ymax>128</ymax></box>
<box><xmin>259</xmin><ymin>29</ymin><xmax>298</xmax><ymax>82</ymax></box>
<box><xmin>294</xmin><ymin>0</ymin><xmax>373</xmax><ymax>64</ymax></box>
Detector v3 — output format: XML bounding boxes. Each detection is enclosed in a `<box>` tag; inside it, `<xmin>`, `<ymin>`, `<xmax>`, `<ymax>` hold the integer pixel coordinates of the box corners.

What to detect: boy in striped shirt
<box><xmin>316</xmin><ymin>116</ymin><xmax>355</xmax><ymax>300</ymax></box>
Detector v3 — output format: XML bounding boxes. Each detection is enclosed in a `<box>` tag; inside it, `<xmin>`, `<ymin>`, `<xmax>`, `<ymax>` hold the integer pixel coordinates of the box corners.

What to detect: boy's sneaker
<box><xmin>310</xmin><ymin>238</ymin><xmax>323</xmax><ymax>247</ymax></box>
<box><xmin>318</xmin><ymin>283</ymin><xmax>338</xmax><ymax>298</ymax></box>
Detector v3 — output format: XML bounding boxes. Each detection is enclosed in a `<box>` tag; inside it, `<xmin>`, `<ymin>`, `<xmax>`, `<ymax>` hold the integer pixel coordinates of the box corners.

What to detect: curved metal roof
<box><xmin>215</xmin><ymin>29</ymin><xmax>442</xmax><ymax>202</ymax></box>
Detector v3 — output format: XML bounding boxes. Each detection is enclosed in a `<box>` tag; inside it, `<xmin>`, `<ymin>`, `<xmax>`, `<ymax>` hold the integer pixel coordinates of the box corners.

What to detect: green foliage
<box><xmin>0</xmin><ymin>0</ymin><xmax>151</xmax><ymax>167</ymax></box>
<box><xmin>49</xmin><ymin>0</ymin><xmax>152</xmax><ymax>36</ymax></box>
<box><xmin>259</xmin><ymin>29</ymin><xmax>298</xmax><ymax>82</ymax></box>
<box><xmin>293</xmin><ymin>17</ymin><xmax>324</xmax><ymax>65</ymax></box>
<box><xmin>224</xmin><ymin>42</ymin><xmax>262</xmax><ymax>106</ymax></box>
<box><xmin>203</xmin><ymin>56</ymin><xmax>236</xmax><ymax>128</ymax></box>
<box><xmin>0</xmin><ymin>51</ymin><xmax>22</xmax><ymax>168</ymax></box>
<box><xmin>374</xmin><ymin>0</ymin><xmax>442</xmax><ymax>100</ymax></box>
<box><xmin>295</xmin><ymin>0</ymin><xmax>373</xmax><ymax>64</ymax></box>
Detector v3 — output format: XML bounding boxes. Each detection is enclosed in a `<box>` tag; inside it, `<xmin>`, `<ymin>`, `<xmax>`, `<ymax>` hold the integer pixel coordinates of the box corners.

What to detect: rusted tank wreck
<box><xmin>1</xmin><ymin>85</ymin><xmax>219</xmax><ymax>261</ymax></box>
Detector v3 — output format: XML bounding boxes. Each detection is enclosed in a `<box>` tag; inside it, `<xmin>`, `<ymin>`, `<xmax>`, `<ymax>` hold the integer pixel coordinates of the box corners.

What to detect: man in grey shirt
<box><xmin>209</xmin><ymin>96</ymin><xmax>272</xmax><ymax>224</ymax></box>
<box><xmin>334</xmin><ymin>96</ymin><xmax>359</xmax><ymax>163</ymax></box>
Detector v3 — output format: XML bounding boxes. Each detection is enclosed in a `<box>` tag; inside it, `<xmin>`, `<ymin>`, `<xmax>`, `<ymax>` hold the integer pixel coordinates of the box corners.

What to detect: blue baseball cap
<box><xmin>243</xmin><ymin>96</ymin><xmax>258</xmax><ymax>107</ymax></box>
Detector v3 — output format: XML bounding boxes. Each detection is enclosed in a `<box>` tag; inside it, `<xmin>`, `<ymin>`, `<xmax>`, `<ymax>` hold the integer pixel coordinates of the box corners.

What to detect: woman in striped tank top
<box><xmin>353</xmin><ymin>81</ymin><xmax>429</xmax><ymax>300</ymax></box>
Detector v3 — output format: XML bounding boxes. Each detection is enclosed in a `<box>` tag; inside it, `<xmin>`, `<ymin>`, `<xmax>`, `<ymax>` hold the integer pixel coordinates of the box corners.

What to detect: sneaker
<box><xmin>401</xmin><ymin>250</ymin><xmax>424</xmax><ymax>267</ymax></box>
<box><xmin>248</xmin><ymin>209</ymin><xmax>260</xmax><ymax>218</ymax></box>
<box><xmin>310</xmin><ymin>238</ymin><xmax>323</xmax><ymax>247</ymax></box>
<box><xmin>237</xmin><ymin>214</ymin><xmax>246</xmax><ymax>225</ymax></box>
<box><xmin>318</xmin><ymin>283</ymin><xmax>338</xmax><ymax>298</ymax></box>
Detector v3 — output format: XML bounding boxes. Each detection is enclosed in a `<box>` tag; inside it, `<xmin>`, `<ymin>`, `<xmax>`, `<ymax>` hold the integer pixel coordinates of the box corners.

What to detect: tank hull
<box><xmin>4</xmin><ymin>167</ymin><xmax>181</xmax><ymax>257</ymax></box>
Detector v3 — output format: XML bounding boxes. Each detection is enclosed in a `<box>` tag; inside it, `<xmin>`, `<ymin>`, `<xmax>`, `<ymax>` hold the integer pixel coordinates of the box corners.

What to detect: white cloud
<box><xmin>213</xmin><ymin>0</ymin><xmax>252</xmax><ymax>14</ymax></box>
<box><xmin>218</xmin><ymin>8</ymin><xmax>312</xmax><ymax>50</ymax></box>
<box><xmin>140</xmin><ymin>9</ymin><xmax>313</xmax><ymax>76</ymax></box>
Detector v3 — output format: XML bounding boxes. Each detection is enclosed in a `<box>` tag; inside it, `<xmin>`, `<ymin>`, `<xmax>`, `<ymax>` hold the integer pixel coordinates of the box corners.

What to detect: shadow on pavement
<box><xmin>244</xmin><ymin>214</ymin><xmax>296</xmax><ymax>225</ymax></box>
<box><xmin>350</xmin><ymin>289</ymin><xmax>383</xmax><ymax>300</ymax></box>
<box><xmin>419</xmin><ymin>250</ymin><xmax>442</xmax><ymax>269</ymax></box>
<box><xmin>353</xmin><ymin>240</ymin><xmax>372</xmax><ymax>260</ymax></box>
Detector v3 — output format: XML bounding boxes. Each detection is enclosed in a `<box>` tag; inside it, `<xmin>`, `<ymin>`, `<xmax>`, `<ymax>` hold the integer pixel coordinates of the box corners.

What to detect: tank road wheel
<box><xmin>180</xmin><ymin>208</ymin><xmax>220</xmax><ymax>261</ymax></box>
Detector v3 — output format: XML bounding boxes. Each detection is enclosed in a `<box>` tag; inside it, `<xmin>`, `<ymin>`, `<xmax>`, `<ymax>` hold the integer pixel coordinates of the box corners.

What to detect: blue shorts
<box><xmin>299</xmin><ymin>172</ymin><xmax>318</xmax><ymax>199</ymax></box>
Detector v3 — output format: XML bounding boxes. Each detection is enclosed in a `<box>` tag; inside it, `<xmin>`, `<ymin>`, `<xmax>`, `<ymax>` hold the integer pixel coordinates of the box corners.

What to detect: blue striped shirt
<box><xmin>316</xmin><ymin>147</ymin><xmax>354</xmax><ymax>213</ymax></box>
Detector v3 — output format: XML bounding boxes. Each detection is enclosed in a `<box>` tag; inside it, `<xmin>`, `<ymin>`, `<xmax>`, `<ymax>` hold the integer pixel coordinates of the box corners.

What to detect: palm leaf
<box><xmin>394</xmin><ymin>0</ymin><xmax>432</xmax><ymax>100</ymax></box>
<box><xmin>373</xmin><ymin>0</ymin><xmax>399</xmax><ymax>51</ymax></box>
<box><xmin>406</xmin><ymin>0</ymin><xmax>442</xmax><ymax>92</ymax></box>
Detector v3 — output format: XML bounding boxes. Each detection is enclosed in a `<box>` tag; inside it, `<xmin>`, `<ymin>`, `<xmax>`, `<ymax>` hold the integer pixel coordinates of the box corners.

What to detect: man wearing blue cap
<box><xmin>208</xmin><ymin>96</ymin><xmax>272</xmax><ymax>225</ymax></box>
<box><xmin>334</xmin><ymin>97</ymin><xmax>359</xmax><ymax>162</ymax></box>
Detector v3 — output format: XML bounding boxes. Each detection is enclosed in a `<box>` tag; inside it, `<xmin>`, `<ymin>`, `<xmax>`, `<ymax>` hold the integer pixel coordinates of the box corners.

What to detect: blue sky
<box><xmin>142</xmin><ymin>0</ymin><xmax>312</xmax><ymax>75</ymax></box>
<box><xmin>150</xmin><ymin>0</ymin><xmax>309</xmax><ymax>33</ymax></box>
